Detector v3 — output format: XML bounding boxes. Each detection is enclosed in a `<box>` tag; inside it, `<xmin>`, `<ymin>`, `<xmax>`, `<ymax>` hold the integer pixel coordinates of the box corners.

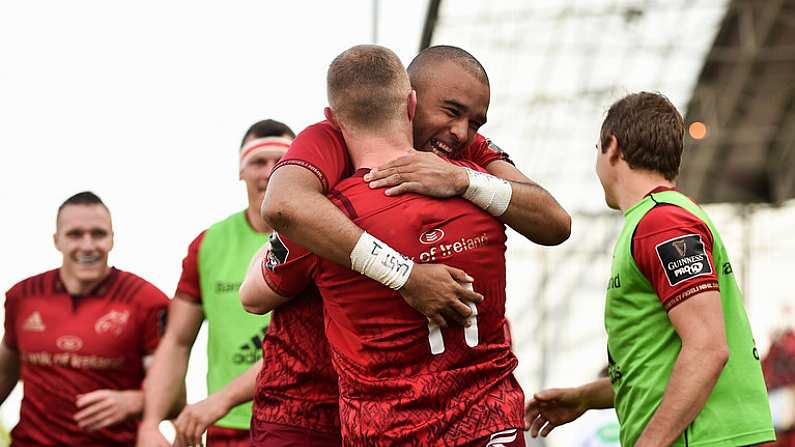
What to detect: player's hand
<box><xmin>525</xmin><ymin>387</ymin><xmax>587</xmax><ymax>437</ymax></box>
<box><xmin>173</xmin><ymin>393</ymin><xmax>230</xmax><ymax>447</ymax></box>
<box><xmin>75</xmin><ymin>389</ymin><xmax>142</xmax><ymax>431</ymax></box>
<box><xmin>400</xmin><ymin>263</ymin><xmax>483</xmax><ymax>327</ymax></box>
<box><xmin>136</xmin><ymin>420</ymin><xmax>171</xmax><ymax>447</ymax></box>
<box><xmin>364</xmin><ymin>151</ymin><xmax>469</xmax><ymax>198</ymax></box>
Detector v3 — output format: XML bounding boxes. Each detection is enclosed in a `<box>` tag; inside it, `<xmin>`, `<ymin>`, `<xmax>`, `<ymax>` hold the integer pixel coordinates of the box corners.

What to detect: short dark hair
<box><xmin>240</xmin><ymin>119</ymin><xmax>295</xmax><ymax>148</ymax></box>
<box><xmin>57</xmin><ymin>191</ymin><xmax>109</xmax><ymax>222</ymax></box>
<box><xmin>600</xmin><ymin>92</ymin><xmax>684</xmax><ymax>181</ymax></box>
<box><xmin>327</xmin><ymin>45</ymin><xmax>410</xmax><ymax>131</ymax></box>
<box><xmin>407</xmin><ymin>45</ymin><xmax>489</xmax><ymax>89</ymax></box>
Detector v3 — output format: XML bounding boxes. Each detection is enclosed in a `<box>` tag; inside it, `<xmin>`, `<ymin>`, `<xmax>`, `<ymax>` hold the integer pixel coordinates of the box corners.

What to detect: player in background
<box><xmin>260</xmin><ymin>45</ymin><xmax>571</xmax><ymax>330</ymax></box>
<box><xmin>0</xmin><ymin>191</ymin><xmax>170</xmax><ymax>446</ymax></box>
<box><xmin>137</xmin><ymin>120</ymin><xmax>293</xmax><ymax>447</ymax></box>
<box><xmin>243</xmin><ymin>45</ymin><xmax>525</xmax><ymax>447</ymax></box>
<box><xmin>525</xmin><ymin>92</ymin><xmax>775</xmax><ymax>446</ymax></box>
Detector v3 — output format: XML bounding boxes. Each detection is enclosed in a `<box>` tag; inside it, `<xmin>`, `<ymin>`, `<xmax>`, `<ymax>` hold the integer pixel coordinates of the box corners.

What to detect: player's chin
<box><xmin>74</xmin><ymin>267</ymin><xmax>107</xmax><ymax>283</ymax></box>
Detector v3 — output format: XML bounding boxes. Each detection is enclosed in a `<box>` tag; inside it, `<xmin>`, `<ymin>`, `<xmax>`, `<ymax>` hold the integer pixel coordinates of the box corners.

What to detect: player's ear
<box><xmin>324</xmin><ymin>107</ymin><xmax>340</xmax><ymax>130</ymax></box>
<box><xmin>53</xmin><ymin>231</ymin><xmax>62</xmax><ymax>252</ymax></box>
<box><xmin>607</xmin><ymin>134</ymin><xmax>622</xmax><ymax>165</ymax></box>
<box><xmin>407</xmin><ymin>90</ymin><xmax>417</xmax><ymax>123</ymax></box>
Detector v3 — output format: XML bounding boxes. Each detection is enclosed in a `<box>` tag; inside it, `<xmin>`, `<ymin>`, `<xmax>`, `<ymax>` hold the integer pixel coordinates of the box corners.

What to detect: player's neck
<box><xmin>245</xmin><ymin>203</ymin><xmax>272</xmax><ymax>234</ymax></box>
<box><xmin>615</xmin><ymin>170</ymin><xmax>675</xmax><ymax>212</ymax></box>
<box><xmin>59</xmin><ymin>266</ymin><xmax>111</xmax><ymax>296</ymax></box>
<box><xmin>344</xmin><ymin>127</ymin><xmax>413</xmax><ymax>169</ymax></box>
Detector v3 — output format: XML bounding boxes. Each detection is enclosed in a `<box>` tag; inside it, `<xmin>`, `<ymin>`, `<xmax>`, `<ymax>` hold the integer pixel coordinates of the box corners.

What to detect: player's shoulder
<box><xmin>295</xmin><ymin>120</ymin><xmax>345</xmax><ymax>144</ymax></box>
<box><xmin>468</xmin><ymin>132</ymin><xmax>488</xmax><ymax>148</ymax></box>
<box><xmin>332</xmin><ymin>169</ymin><xmax>368</xmax><ymax>191</ymax></box>
<box><xmin>330</xmin><ymin>169</ymin><xmax>408</xmax><ymax>219</ymax></box>
<box><xmin>636</xmin><ymin>203</ymin><xmax>708</xmax><ymax>239</ymax></box>
<box><xmin>209</xmin><ymin>210</ymin><xmax>246</xmax><ymax>231</ymax></box>
<box><xmin>112</xmin><ymin>269</ymin><xmax>169</xmax><ymax>307</ymax></box>
<box><xmin>186</xmin><ymin>228</ymin><xmax>208</xmax><ymax>249</ymax></box>
<box><xmin>5</xmin><ymin>269</ymin><xmax>57</xmax><ymax>300</ymax></box>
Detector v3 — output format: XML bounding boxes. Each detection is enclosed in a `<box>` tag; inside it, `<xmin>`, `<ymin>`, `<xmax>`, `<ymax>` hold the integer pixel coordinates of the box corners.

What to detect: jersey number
<box><xmin>427</xmin><ymin>286</ymin><xmax>479</xmax><ymax>355</ymax></box>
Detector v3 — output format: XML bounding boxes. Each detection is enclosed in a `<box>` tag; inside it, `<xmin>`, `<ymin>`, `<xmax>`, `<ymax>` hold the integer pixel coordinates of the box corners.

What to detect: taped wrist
<box><xmin>462</xmin><ymin>168</ymin><xmax>513</xmax><ymax>216</ymax></box>
<box><xmin>350</xmin><ymin>232</ymin><xmax>414</xmax><ymax>290</ymax></box>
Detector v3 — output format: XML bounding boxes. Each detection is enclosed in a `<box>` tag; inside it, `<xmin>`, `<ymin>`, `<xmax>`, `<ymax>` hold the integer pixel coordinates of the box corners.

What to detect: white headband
<box><xmin>239</xmin><ymin>136</ymin><xmax>291</xmax><ymax>170</ymax></box>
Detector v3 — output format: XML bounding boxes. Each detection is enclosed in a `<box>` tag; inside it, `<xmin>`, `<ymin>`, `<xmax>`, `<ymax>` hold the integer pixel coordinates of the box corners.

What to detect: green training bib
<box><xmin>605</xmin><ymin>191</ymin><xmax>773</xmax><ymax>446</ymax></box>
<box><xmin>198</xmin><ymin>211</ymin><xmax>270</xmax><ymax>430</ymax></box>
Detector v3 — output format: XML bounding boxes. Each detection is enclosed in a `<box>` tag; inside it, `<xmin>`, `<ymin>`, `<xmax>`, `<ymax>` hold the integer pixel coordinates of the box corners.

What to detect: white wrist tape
<box><xmin>462</xmin><ymin>168</ymin><xmax>513</xmax><ymax>216</ymax></box>
<box><xmin>350</xmin><ymin>232</ymin><xmax>414</xmax><ymax>290</ymax></box>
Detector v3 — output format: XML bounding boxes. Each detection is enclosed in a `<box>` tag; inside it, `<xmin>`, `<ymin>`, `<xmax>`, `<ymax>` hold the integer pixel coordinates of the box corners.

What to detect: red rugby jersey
<box><xmin>264</xmin><ymin>163</ymin><xmax>525</xmax><ymax>446</ymax></box>
<box><xmin>274</xmin><ymin>120</ymin><xmax>513</xmax><ymax>193</ymax></box>
<box><xmin>250</xmin><ymin>283</ymin><xmax>340</xmax><ymax>434</ymax></box>
<box><xmin>3</xmin><ymin>268</ymin><xmax>169</xmax><ymax>447</ymax></box>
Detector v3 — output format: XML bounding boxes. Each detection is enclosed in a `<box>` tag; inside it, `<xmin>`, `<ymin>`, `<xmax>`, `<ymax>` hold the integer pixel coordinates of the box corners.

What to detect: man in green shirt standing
<box><xmin>526</xmin><ymin>92</ymin><xmax>774</xmax><ymax>446</ymax></box>
<box><xmin>137</xmin><ymin>119</ymin><xmax>294</xmax><ymax>447</ymax></box>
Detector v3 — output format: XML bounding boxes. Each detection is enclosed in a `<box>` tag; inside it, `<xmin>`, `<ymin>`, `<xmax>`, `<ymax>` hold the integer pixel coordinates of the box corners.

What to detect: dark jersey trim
<box><xmin>273</xmin><ymin>159</ymin><xmax>329</xmax><ymax>193</ymax></box>
<box><xmin>328</xmin><ymin>190</ymin><xmax>358</xmax><ymax>220</ymax></box>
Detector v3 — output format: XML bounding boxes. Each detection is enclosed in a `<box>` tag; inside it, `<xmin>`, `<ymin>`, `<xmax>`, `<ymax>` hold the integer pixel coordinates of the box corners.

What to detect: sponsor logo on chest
<box><xmin>215</xmin><ymin>281</ymin><xmax>242</xmax><ymax>294</ymax></box>
<box><xmin>56</xmin><ymin>335</ymin><xmax>84</xmax><ymax>351</ymax></box>
<box><xmin>417</xmin><ymin>228</ymin><xmax>490</xmax><ymax>263</ymax></box>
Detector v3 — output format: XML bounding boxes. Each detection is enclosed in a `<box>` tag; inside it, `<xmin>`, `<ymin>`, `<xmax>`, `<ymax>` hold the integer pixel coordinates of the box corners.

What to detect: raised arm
<box><xmin>261</xmin><ymin>164</ymin><xmax>482</xmax><ymax>327</ymax></box>
<box><xmin>364</xmin><ymin>152</ymin><xmax>571</xmax><ymax>245</ymax></box>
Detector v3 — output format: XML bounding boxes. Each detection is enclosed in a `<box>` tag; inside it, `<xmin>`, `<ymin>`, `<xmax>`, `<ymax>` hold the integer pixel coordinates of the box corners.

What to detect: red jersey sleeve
<box><xmin>175</xmin><ymin>231</ymin><xmax>206</xmax><ymax>304</ymax></box>
<box><xmin>461</xmin><ymin>133</ymin><xmax>514</xmax><ymax>167</ymax></box>
<box><xmin>273</xmin><ymin>120</ymin><xmax>352</xmax><ymax>193</ymax></box>
<box><xmin>632</xmin><ymin>204</ymin><xmax>720</xmax><ymax>312</ymax></box>
<box><xmin>261</xmin><ymin>233</ymin><xmax>318</xmax><ymax>298</ymax></box>
<box><xmin>134</xmin><ymin>282</ymin><xmax>170</xmax><ymax>355</ymax></box>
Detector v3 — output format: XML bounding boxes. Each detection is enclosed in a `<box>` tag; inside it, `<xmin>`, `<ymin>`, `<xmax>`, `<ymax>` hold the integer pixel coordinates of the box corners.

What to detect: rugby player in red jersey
<box><xmin>0</xmin><ymin>191</ymin><xmax>170</xmax><ymax>447</ymax></box>
<box><xmin>243</xmin><ymin>45</ymin><xmax>525</xmax><ymax>447</ymax></box>
<box><xmin>261</xmin><ymin>45</ymin><xmax>571</xmax><ymax>330</ymax></box>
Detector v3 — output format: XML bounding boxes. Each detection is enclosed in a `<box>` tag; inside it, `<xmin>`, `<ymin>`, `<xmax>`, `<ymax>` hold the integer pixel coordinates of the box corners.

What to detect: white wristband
<box><xmin>350</xmin><ymin>232</ymin><xmax>414</xmax><ymax>290</ymax></box>
<box><xmin>462</xmin><ymin>168</ymin><xmax>513</xmax><ymax>216</ymax></box>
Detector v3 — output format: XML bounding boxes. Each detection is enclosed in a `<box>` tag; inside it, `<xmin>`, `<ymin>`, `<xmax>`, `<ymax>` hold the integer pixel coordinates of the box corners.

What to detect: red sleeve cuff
<box><xmin>663</xmin><ymin>281</ymin><xmax>720</xmax><ymax>312</ymax></box>
<box><xmin>174</xmin><ymin>291</ymin><xmax>201</xmax><ymax>304</ymax></box>
<box><xmin>273</xmin><ymin>159</ymin><xmax>329</xmax><ymax>193</ymax></box>
<box><xmin>262</xmin><ymin>270</ymin><xmax>295</xmax><ymax>298</ymax></box>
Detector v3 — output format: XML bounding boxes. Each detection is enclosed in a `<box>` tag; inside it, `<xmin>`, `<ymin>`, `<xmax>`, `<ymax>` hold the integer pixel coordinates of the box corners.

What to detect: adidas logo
<box><xmin>232</xmin><ymin>325</ymin><xmax>268</xmax><ymax>364</ymax></box>
<box><xmin>23</xmin><ymin>312</ymin><xmax>46</xmax><ymax>332</ymax></box>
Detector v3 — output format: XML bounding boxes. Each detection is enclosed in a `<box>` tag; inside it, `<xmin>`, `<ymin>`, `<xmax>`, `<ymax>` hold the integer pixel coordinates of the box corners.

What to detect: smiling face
<box><xmin>54</xmin><ymin>204</ymin><xmax>113</xmax><ymax>288</ymax></box>
<box><xmin>411</xmin><ymin>60</ymin><xmax>490</xmax><ymax>158</ymax></box>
